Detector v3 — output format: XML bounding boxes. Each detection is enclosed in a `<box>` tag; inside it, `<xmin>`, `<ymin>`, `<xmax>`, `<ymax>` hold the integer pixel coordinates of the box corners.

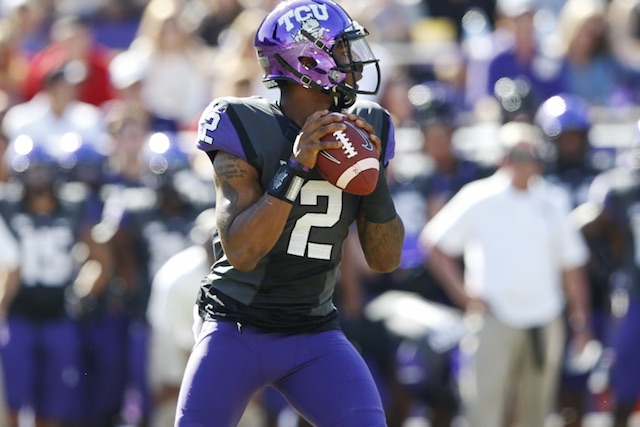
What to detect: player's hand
<box><xmin>292</xmin><ymin>110</ymin><xmax>346</xmax><ymax>169</ymax></box>
<box><xmin>464</xmin><ymin>295</ymin><xmax>489</xmax><ymax>314</ymax></box>
<box><xmin>570</xmin><ymin>328</ymin><xmax>593</xmax><ymax>355</ymax></box>
<box><xmin>341</xmin><ymin>111</ymin><xmax>382</xmax><ymax>159</ymax></box>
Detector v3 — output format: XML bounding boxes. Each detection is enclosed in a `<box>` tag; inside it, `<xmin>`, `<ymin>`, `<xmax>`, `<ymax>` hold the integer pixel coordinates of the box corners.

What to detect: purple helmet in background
<box><xmin>535</xmin><ymin>93</ymin><xmax>592</xmax><ymax>139</ymax></box>
<box><xmin>58</xmin><ymin>132</ymin><xmax>108</xmax><ymax>187</ymax></box>
<box><xmin>5</xmin><ymin>135</ymin><xmax>59</xmax><ymax>193</ymax></box>
<box><xmin>254</xmin><ymin>0</ymin><xmax>380</xmax><ymax>108</ymax></box>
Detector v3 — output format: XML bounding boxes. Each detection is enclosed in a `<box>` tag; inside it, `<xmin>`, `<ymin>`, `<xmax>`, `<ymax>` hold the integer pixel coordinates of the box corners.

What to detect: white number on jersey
<box><xmin>287</xmin><ymin>180</ymin><xmax>342</xmax><ymax>260</ymax></box>
<box><xmin>197</xmin><ymin>105</ymin><xmax>223</xmax><ymax>145</ymax></box>
<box><xmin>17</xmin><ymin>219</ymin><xmax>76</xmax><ymax>287</ymax></box>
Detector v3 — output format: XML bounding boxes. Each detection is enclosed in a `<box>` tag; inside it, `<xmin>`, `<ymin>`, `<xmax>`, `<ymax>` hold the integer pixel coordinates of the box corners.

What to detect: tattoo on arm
<box><xmin>215</xmin><ymin>155</ymin><xmax>245</xmax><ymax>235</ymax></box>
<box><xmin>216</xmin><ymin>156</ymin><xmax>248</xmax><ymax>180</ymax></box>
<box><xmin>357</xmin><ymin>210</ymin><xmax>404</xmax><ymax>256</ymax></box>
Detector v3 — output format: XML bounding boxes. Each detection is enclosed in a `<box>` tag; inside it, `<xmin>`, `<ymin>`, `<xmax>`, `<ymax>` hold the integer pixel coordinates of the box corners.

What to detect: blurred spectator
<box><xmin>22</xmin><ymin>14</ymin><xmax>115</xmax><ymax>106</ymax></box>
<box><xmin>473</xmin><ymin>0</ymin><xmax>569</xmax><ymax>115</ymax></box>
<box><xmin>421</xmin><ymin>121</ymin><xmax>591</xmax><ymax>427</ymax></box>
<box><xmin>104</xmin><ymin>102</ymin><xmax>149</xmax><ymax>187</ymax></box>
<box><xmin>345</xmin><ymin>0</ymin><xmax>417</xmax><ymax>44</ymax></box>
<box><xmin>193</xmin><ymin>0</ymin><xmax>244</xmax><ymax>48</ymax></box>
<box><xmin>0</xmin><ymin>19</ymin><xmax>28</xmax><ymax>107</ymax></box>
<box><xmin>413</xmin><ymin>81</ymin><xmax>493</xmax><ymax>216</ymax></box>
<box><xmin>209</xmin><ymin>7</ymin><xmax>270</xmax><ymax>101</ymax></box>
<box><xmin>2</xmin><ymin>0</ymin><xmax>51</xmax><ymax>59</ymax></box>
<box><xmin>555</xmin><ymin>0</ymin><xmax>634</xmax><ymax>107</ymax></box>
<box><xmin>106</xmin><ymin>48</ymin><xmax>180</xmax><ymax>133</ymax></box>
<box><xmin>2</xmin><ymin>62</ymin><xmax>106</xmax><ymax>156</ymax></box>
<box><xmin>493</xmin><ymin>76</ymin><xmax>537</xmax><ymax>123</ymax></box>
<box><xmin>82</xmin><ymin>0</ymin><xmax>145</xmax><ymax>51</ymax></box>
<box><xmin>130</xmin><ymin>0</ymin><xmax>212</xmax><ymax>129</ymax></box>
<box><xmin>609</xmin><ymin>0</ymin><xmax>640</xmax><ymax>78</ymax></box>
<box><xmin>377</xmin><ymin>72</ymin><xmax>418</xmax><ymax>128</ymax></box>
<box><xmin>420</xmin><ymin>0</ymin><xmax>496</xmax><ymax>41</ymax></box>
<box><xmin>0</xmin><ymin>108</ymin><xmax>10</xmax><ymax>183</ymax></box>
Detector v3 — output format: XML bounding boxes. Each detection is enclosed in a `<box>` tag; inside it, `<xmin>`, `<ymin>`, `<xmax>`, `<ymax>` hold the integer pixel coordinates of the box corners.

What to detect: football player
<box><xmin>0</xmin><ymin>135</ymin><xmax>111</xmax><ymax>427</ymax></box>
<box><xmin>58</xmin><ymin>135</ymin><xmax>130</xmax><ymax>427</ymax></box>
<box><xmin>576</xmin><ymin>125</ymin><xmax>640</xmax><ymax>427</ymax></box>
<box><xmin>112</xmin><ymin>131</ymin><xmax>207</xmax><ymax>426</ymax></box>
<box><xmin>175</xmin><ymin>0</ymin><xmax>404</xmax><ymax>426</ymax></box>
<box><xmin>536</xmin><ymin>93</ymin><xmax>611</xmax><ymax>426</ymax></box>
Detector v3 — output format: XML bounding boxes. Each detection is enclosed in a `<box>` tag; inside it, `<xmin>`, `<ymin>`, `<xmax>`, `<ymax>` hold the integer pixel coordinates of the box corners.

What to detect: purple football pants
<box><xmin>80</xmin><ymin>312</ymin><xmax>129</xmax><ymax>423</ymax></box>
<box><xmin>611</xmin><ymin>298</ymin><xmax>640</xmax><ymax>402</ymax></box>
<box><xmin>175</xmin><ymin>320</ymin><xmax>387</xmax><ymax>427</ymax></box>
<box><xmin>1</xmin><ymin>316</ymin><xmax>84</xmax><ymax>421</ymax></box>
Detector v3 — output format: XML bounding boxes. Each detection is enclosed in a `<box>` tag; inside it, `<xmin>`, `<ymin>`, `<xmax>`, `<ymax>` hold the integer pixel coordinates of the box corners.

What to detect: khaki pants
<box><xmin>458</xmin><ymin>314</ymin><xmax>565</xmax><ymax>427</ymax></box>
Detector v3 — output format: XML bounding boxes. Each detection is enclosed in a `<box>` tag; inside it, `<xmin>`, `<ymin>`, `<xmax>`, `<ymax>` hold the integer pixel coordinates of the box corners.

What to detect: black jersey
<box><xmin>118</xmin><ymin>186</ymin><xmax>201</xmax><ymax>317</ymax></box>
<box><xmin>0</xmin><ymin>195</ymin><xmax>87</xmax><ymax>319</ymax></box>
<box><xmin>195</xmin><ymin>96</ymin><xmax>395</xmax><ymax>332</ymax></box>
<box><xmin>597</xmin><ymin>168</ymin><xmax>640</xmax><ymax>297</ymax></box>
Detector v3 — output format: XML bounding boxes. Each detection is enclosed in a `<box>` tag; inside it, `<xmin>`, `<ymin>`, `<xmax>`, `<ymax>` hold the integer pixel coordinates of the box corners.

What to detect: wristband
<box><xmin>287</xmin><ymin>158</ymin><xmax>310</xmax><ymax>173</ymax></box>
<box><xmin>361</xmin><ymin>169</ymin><xmax>397</xmax><ymax>223</ymax></box>
<box><xmin>267</xmin><ymin>160</ymin><xmax>309</xmax><ymax>204</ymax></box>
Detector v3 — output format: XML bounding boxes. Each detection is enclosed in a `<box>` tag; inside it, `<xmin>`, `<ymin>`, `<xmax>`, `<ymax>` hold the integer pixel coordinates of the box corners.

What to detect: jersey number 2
<box><xmin>287</xmin><ymin>181</ymin><xmax>342</xmax><ymax>260</ymax></box>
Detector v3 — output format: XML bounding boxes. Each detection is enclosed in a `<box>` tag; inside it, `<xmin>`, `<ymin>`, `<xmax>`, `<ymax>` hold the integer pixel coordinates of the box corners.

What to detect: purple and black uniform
<box><xmin>0</xmin><ymin>194</ymin><xmax>88</xmax><ymax>422</ymax></box>
<box><xmin>175</xmin><ymin>96</ymin><xmax>395</xmax><ymax>426</ymax></box>
<box><xmin>116</xmin><ymin>182</ymin><xmax>203</xmax><ymax>422</ymax></box>
<box><xmin>595</xmin><ymin>169</ymin><xmax>640</xmax><ymax>403</ymax></box>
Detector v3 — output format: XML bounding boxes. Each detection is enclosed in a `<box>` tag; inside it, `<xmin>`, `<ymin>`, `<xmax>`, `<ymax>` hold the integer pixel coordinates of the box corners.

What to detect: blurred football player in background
<box><xmin>57</xmin><ymin>134</ymin><xmax>130</xmax><ymax>427</ymax></box>
<box><xmin>0</xmin><ymin>135</ymin><xmax>111</xmax><ymax>427</ymax></box>
<box><xmin>147</xmin><ymin>207</ymin><xmax>216</xmax><ymax>427</ymax></box>
<box><xmin>536</xmin><ymin>93</ymin><xmax>613</xmax><ymax>427</ymax></box>
<box><xmin>106</xmin><ymin>131</ymin><xmax>207</xmax><ymax>426</ymax></box>
<box><xmin>576</xmin><ymin>126</ymin><xmax>640</xmax><ymax>427</ymax></box>
<box><xmin>175</xmin><ymin>0</ymin><xmax>404</xmax><ymax>425</ymax></box>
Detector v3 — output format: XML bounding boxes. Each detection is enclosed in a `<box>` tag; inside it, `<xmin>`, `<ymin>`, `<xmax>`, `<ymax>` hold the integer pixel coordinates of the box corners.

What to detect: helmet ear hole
<box><xmin>299</xmin><ymin>56</ymin><xmax>317</xmax><ymax>70</ymax></box>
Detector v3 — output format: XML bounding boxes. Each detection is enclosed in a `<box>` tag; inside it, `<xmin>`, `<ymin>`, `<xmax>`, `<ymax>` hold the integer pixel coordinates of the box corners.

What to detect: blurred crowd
<box><xmin>0</xmin><ymin>0</ymin><xmax>640</xmax><ymax>426</ymax></box>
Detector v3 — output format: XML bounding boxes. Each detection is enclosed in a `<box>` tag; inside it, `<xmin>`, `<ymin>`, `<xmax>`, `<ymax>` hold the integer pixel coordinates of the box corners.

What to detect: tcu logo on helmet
<box><xmin>277</xmin><ymin>4</ymin><xmax>329</xmax><ymax>32</ymax></box>
<box><xmin>293</xmin><ymin>16</ymin><xmax>324</xmax><ymax>42</ymax></box>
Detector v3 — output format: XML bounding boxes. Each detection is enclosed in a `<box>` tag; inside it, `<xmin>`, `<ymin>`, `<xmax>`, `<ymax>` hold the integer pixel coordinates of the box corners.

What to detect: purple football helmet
<box><xmin>254</xmin><ymin>0</ymin><xmax>380</xmax><ymax>108</ymax></box>
<box><xmin>5</xmin><ymin>135</ymin><xmax>59</xmax><ymax>192</ymax></box>
<box><xmin>535</xmin><ymin>93</ymin><xmax>592</xmax><ymax>139</ymax></box>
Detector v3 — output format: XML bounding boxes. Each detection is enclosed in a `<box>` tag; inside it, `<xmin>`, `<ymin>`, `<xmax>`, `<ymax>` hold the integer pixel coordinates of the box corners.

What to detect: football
<box><xmin>315</xmin><ymin>114</ymin><xmax>380</xmax><ymax>195</ymax></box>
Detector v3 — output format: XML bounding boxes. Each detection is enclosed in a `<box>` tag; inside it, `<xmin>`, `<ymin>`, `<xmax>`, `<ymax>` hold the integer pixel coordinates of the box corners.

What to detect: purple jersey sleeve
<box><xmin>384</xmin><ymin>116</ymin><xmax>395</xmax><ymax>167</ymax></box>
<box><xmin>195</xmin><ymin>101</ymin><xmax>247</xmax><ymax>162</ymax></box>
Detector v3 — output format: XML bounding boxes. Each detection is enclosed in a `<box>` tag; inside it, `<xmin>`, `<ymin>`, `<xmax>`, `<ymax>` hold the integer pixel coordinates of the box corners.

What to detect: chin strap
<box><xmin>331</xmin><ymin>85</ymin><xmax>356</xmax><ymax>109</ymax></box>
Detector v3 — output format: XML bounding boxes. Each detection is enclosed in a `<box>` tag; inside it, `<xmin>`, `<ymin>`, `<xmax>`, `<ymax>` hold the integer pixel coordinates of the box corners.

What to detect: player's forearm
<box><xmin>0</xmin><ymin>268</ymin><xmax>20</xmax><ymax>314</ymax></box>
<box><xmin>426</xmin><ymin>246</ymin><xmax>469</xmax><ymax>309</ymax></box>
<box><xmin>355</xmin><ymin>168</ymin><xmax>404</xmax><ymax>272</ymax></box>
<box><xmin>213</xmin><ymin>152</ymin><xmax>294</xmax><ymax>271</ymax></box>
<box><xmin>563</xmin><ymin>266</ymin><xmax>591</xmax><ymax>333</ymax></box>
<box><xmin>220</xmin><ymin>194</ymin><xmax>292</xmax><ymax>271</ymax></box>
<box><xmin>357</xmin><ymin>214</ymin><xmax>404</xmax><ymax>272</ymax></box>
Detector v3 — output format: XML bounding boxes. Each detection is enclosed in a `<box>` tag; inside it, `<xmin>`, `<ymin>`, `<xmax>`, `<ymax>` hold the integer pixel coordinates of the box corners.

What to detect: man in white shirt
<box><xmin>2</xmin><ymin>63</ymin><xmax>105</xmax><ymax>157</ymax></box>
<box><xmin>420</xmin><ymin>121</ymin><xmax>592</xmax><ymax>427</ymax></box>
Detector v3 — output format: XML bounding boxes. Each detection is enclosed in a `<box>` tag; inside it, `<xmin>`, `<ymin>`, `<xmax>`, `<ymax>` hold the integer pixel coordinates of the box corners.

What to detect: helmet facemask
<box><xmin>328</xmin><ymin>23</ymin><xmax>380</xmax><ymax>108</ymax></box>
